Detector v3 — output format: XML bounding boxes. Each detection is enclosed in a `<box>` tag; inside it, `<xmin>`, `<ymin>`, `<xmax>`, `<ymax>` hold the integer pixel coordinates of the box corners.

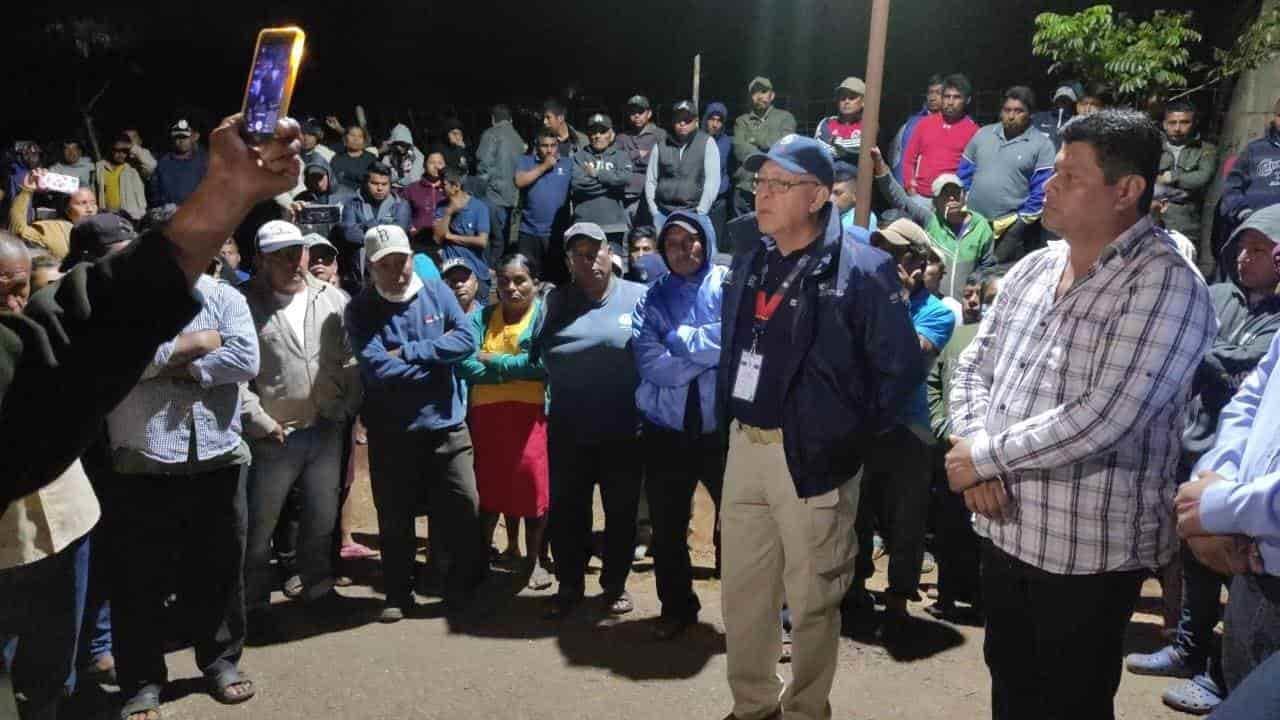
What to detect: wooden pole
<box><xmin>855</xmin><ymin>0</ymin><xmax>890</xmax><ymax>228</ymax></box>
<box><xmin>693</xmin><ymin>54</ymin><xmax>702</xmax><ymax>109</ymax></box>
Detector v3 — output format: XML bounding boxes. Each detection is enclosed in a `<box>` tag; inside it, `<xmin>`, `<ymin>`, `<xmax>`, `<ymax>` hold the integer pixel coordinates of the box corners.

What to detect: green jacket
<box><xmin>456</xmin><ymin>299</ymin><xmax>546</xmax><ymax>386</ymax></box>
<box><xmin>731</xmin><ymin>106</ymin><xmax>798</xmax><ymax>192</ymax></box>
<box><xmin>1158</xmin><ymin>137</ymin><xmax>1218</xmax><ymax>240</ymax></box>
<box><xmin>928</xmin><ymin>322</ymin><xmax>980</xmax><ymax>441</ymax></box>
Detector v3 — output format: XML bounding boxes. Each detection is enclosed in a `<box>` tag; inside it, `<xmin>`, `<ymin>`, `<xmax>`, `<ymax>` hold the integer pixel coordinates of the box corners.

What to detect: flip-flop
<box><xmin>119</xmin><ymin>683</ymin><xmax>162</xmax><ymax>720</ymax></box>
<box><xmin>207</xmin><ymin>667</ymin><xmax>256</xmax><ymax>705</ymax></box>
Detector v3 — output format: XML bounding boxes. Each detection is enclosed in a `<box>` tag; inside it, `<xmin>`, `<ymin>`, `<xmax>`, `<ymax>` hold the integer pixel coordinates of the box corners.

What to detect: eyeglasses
<box><xmin>751</xmin><ymin>175</ymin><xmax>821</xmax><ymax>195</ymax></box>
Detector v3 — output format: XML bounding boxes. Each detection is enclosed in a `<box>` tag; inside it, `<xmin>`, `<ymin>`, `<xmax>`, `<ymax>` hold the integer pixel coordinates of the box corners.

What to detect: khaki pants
<box><xmin>721</xmin><ymin>422</ymin><xmax>858</xmax><ymax>720</ymax></box>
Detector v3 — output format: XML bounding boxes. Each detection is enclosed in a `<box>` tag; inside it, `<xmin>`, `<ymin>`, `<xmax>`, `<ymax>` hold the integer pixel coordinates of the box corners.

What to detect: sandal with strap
<box><xmin>207</xmin><ymin>667</ymin><xmax>256</xmax><ymax>705</ymax></box>
<box><xmin>1162</xmin><ymin>674</ymin><xmax>1223</xmax><ymax>715</ymax></box>
<box><xmin>119</xmin><ymin>683</ymin><xmax>163</xmax><ymax>720</ymax></box>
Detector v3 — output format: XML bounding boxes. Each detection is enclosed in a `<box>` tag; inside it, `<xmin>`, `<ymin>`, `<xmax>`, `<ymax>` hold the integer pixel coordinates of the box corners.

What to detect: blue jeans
<box><xmin>1222</xmin><ymin>574</ymin><xmax>1280</xmax><ymax>693</ymax></box>
<box><xmin>0</xmin><ymin>534</ymin><xmax>88</xmax><ymax>719</ymax></box>
<box><xmin>74</xmin><ymin>530</ymin><xmax>112</xmax><ymax>666</ymax></box>
<box><xmin>1209</xmin><ymin>648</ymin><xmax>1280</xmax><ymax>719</ymax></box>
<box><xmin>245</xmin><ymin>421</ymin><xmax>343</xmax><ymax>610</ymax></box>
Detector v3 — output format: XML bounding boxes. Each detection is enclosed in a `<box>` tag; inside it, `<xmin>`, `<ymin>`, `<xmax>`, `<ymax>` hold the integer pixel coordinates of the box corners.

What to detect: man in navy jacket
<box><xmin>344</xmin><ymin>225</ymin><xmax>479</xmax><ymax>623</ymax></box>
<box><xmin>716</xmin><ymin>135</ymin><xmax>923</xmax><ymax>720</ymax></box>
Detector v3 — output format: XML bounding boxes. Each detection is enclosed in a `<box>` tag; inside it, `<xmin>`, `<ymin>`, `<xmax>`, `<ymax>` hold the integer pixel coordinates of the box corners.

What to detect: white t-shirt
<box><xmin>277</xmin><ymin>290</ymin><xmax>308</xmax><ymax>348</ymax></box>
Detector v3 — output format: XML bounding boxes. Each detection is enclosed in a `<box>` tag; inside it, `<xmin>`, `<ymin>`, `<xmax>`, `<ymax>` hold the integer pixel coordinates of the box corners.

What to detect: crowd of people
<box><xmin>2</xmin><ymin>63</ymin><xmax>1280</xmax><ymax>720</ymax></box>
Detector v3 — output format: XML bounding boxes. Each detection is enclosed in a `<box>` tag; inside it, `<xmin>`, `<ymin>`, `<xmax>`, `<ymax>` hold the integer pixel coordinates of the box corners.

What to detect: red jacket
<box><xmin>902</xmin><ymin>113</ymin><xmax>978</xmax><ymax>196</ymax></box>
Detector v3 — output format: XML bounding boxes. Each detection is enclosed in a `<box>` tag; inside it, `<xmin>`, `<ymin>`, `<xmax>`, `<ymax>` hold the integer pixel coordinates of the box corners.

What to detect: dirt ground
<box><xmin>62</xmin><ymin>445</ymin><xmax>1194</xmax><ymax>719</ymax></box>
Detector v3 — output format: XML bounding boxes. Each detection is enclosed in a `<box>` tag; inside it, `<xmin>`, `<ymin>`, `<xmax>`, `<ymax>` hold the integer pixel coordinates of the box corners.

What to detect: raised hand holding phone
<box><xmin>240</xmin><ymin>27</ymin><xmax>305</xmax><ymax>145</ymax></box>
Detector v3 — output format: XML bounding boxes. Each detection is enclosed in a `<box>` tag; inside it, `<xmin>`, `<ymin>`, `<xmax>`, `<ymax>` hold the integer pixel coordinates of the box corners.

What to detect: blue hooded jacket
<box><xmin>703</xmin><ymin>102</ymin><xmax>732</xmax><ymax>197</ymax></box>
<box><xmin>632</xmin><ymin>210</ymin><xmax>728</xmax><ymax>434</ymax></box>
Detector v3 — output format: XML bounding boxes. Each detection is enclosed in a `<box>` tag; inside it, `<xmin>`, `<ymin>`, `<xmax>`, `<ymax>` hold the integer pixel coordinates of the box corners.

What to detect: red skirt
<box><xmin>469</xmin><ymin>401</ymin><xmax>550</xmax><ymax>518</ymax></box>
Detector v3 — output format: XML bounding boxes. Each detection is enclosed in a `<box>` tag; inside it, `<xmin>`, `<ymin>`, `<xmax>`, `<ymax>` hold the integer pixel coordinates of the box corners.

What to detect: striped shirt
<box><xmin>107</xmin><ymin>274</ymin><xmax>260</xmax><ymax>465</ymax></box>
<box><xmin>949</xmin><ymin>216</ymin><xmax>1216</xmax><ymax>574</ymax></box>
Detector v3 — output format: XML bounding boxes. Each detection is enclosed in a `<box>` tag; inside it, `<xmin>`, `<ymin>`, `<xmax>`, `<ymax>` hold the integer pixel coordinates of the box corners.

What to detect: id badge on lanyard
<box><xmin>732</xmin><ymin>255</ymin><xmax>809</xmax><ymax>403</ymax></box>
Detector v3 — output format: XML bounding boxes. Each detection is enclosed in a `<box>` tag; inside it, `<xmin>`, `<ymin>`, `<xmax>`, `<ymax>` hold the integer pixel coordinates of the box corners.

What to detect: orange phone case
<box><xmin>240</xmin><ymin>27</ymin><xmax>306</xmax><ymax>136</ymax></box>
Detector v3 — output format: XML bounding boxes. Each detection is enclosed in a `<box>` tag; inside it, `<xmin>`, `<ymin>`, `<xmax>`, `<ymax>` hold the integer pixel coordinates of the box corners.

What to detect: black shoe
<box><xmin>653</xmin><ymin>615</ymin><xmax>694</xmax><ymax>641</ymax></box>
<box><xmin>544</xmin><ymin>594</ymin><xmax>582</xmax><ymax>620</ymax></box>
<box><xmin>878</xmin><ymin>608</ymin><xmax>910</xmax><ymax>648</ymax></box>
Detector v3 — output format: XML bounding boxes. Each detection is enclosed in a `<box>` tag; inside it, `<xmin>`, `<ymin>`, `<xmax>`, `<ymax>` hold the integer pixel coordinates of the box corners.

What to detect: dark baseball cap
<box><xmin>69</xmin><ymin>213</ymin><xmax>138</xmax><ymax>259</ymax></box>
<box><xmin>586</xmin><ymin>113</ymin><xmax>613</xmax><ymax>131</ymax></box>
<box><xmin>627</xmin><ymin>95</ymin><xmax>651</xmax><ymax>111</ymax></box>
<box><xmin>672</xmin><ymin>100</ymin><xmax>698</xmax><ymax>121</ymax></box>
<box><xmin>742</xmin><ymin>134</ymin><xmax>836</xmax><ymax>188</ymax></box>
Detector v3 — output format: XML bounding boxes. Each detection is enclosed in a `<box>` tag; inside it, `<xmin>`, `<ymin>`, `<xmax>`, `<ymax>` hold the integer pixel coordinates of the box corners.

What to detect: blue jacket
<box><xmin>150</xmin><ymin>150</ymin><xmax>208</xmax><ymax>207</ymax></box>
<box><xmin>633</xmin><ymin>211</ymin><xmax>727</xmax><ymax>434</ymax></box>
<box><xmin>717</xmin><ymin>204</ymin><xmax>925</xmax><ymax>497</ymax></box>
<box><xmin>344</xmin><ymin>278</ymin><xmax>475</xmax><ymax>433</ymax></box>
<box><xmin>340</xmin><ymin>190</ymin><xmax>412</xmax><ymax>249</ymax></box>
<box><xmin>703</xmin><ymin>102</ymin><xmax>732</xmax><ymax>197</ymax></box>
<box><xmin>1221</xmin><ymin>125</ymin><xmax>1280</xmax><ymax>224</ymax></box>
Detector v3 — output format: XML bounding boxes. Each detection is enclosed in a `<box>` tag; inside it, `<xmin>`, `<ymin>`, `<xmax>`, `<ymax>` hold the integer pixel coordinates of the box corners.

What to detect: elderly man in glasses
<box><xmin>715</xmin><ymin>134</ymin><xmax>923</xmax><ymax>720</ymax></box>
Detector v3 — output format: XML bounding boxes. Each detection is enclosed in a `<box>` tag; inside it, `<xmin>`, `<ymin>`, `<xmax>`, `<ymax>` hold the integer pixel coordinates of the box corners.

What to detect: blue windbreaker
<box><xmin>632</xmin><ymin>210</ymin><xmax>727</xmax><ymax>434</ymax></box>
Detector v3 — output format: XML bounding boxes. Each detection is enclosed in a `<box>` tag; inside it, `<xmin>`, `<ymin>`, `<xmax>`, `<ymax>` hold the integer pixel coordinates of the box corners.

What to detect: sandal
<box><xmin>207</xmin><ymin>667</ymin><xmax>256</xmax><ymax>705</ymax></box>
<box><xmin>1161</xmin><ymin>675</ymin><xmax>1223</xmax><ymax>715</ymax></box>
<box><xmin>119</xmin><ymin>683</ymin><xmax>163</xmax><ymax>720</ymax></box>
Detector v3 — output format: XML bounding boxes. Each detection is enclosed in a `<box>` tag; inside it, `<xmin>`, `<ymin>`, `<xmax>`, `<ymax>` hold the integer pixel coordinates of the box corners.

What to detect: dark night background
<box><xmin>2</xmin><ymin>0</ymin><xmax>1253</xmax><ymax>152</ymax></box>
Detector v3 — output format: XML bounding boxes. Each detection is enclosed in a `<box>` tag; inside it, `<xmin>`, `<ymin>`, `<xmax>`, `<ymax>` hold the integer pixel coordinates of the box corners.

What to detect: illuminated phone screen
<box><xmin>244</xmin><ymin>34</ymin><xmax>296</xmax><ymax>137</ymax></box>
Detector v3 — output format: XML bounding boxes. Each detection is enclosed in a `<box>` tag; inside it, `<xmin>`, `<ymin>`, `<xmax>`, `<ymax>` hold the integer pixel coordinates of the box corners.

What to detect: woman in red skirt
<box><xmin>457</xmin><ymin>254</ymin><xmax>552</xmax><ymax>589</ymax></box>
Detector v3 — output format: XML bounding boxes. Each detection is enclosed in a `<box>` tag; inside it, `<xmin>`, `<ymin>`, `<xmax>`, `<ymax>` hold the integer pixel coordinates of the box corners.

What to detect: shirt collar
<box><xmin>1101</xmin><ymin>216</ymin><xmax>1158</xmax><ymax>264</ymax></box>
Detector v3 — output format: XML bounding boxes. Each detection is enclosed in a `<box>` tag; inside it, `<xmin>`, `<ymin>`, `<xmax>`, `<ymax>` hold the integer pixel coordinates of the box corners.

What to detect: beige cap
<box><xmin>872</xmin><ymin>218</ymin><xmax>932</xmax><ymax>257</ymax></box>
<box><xmin>837</xmin><ymin>77</ymin><xmax>866</xmax><ymax>96</ymax></box>
<box><xmin>749</xmin><ymin>76</ymin><xmax>773</xmax><ymax>93</ymax></box>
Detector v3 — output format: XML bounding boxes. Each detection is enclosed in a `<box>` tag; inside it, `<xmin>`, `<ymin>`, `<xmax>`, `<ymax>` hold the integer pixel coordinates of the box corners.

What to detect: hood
<box><xmin>657</xmin><ymin>210</ymin><xmax>718</xmax><ymax>277</ymax></box>
<box><xmin>1223</xmin><ymin>204</ymin><xmax>1280</xmax><ymax>284</ymax></box>
<box><xmin>703</xmin><ymin>101</ymin><xmax>728</xmax><ymax>126</ymax></box>
<box><xmin>389</xmin><ymin>123</ymin><xmax>414</xmax><ymax>146</ymax></box>
<box><xmin>304</xmin><ymin>157</ymin><xmax>335</xmax><ymax>192</ymax></box>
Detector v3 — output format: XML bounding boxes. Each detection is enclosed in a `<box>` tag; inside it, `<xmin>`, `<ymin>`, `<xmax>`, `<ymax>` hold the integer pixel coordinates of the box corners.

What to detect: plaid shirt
<box><xmin>107</xmin><ymin>274</ymin><xmax>259</xmax><ymax>465</ymax></box>
<box><xmin>949</xmin><ymin>217</ymin><xmax>1216</xmax><ymax>574</ymax></box>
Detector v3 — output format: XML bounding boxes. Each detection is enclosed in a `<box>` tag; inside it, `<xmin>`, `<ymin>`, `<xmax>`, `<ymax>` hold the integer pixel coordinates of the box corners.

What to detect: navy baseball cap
<box><xmin>742</xmin><ymin>134</ymin><xmax>835</xmax><ymax>188</ymax></box>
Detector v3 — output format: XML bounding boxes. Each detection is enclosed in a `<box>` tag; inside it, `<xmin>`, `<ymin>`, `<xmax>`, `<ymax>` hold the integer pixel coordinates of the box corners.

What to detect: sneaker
<box><xmin>282</xmin><ymin>574</ymin><xmax>304</xmax><ymax>600</ymax></box>
<box><xmin>543</xmin><ymin>594</ymin><xmax>581</xmax><ymax>620</ymax></box>
<box><xmin>1126</xmin><ymin>645</ymin><xmax>1201</xmax><ymax>679</ymax></box>
<box><xmin>920</xmin><ymin>551</ymin><xmax>937</xmax><ymax>574</ymax></box>
<box><xmin>378</xmin><ymin>604</ymin><xmax>406</xmax><ymax>624</ymax></box>
<box><xmin>527</xmin><ymin>560</ymin><xmax>554</xmax><ymax>591</ymax></box>
<box><xmin>604</xmin><ymin>590</ymin><xmax>634</xmax><ymax>615</ymax></box>
<box><xmin>653</xmin><ymin>614</ymin><xmax>695</xmax><ymax>641</ymax></box>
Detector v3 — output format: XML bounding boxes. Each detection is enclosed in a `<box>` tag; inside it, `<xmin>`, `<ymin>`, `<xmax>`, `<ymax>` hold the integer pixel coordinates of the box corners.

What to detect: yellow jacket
<box><xmin>8</xmin><ymin>189</ymin><xmax>71</xmax><ymax>259</ymax></box>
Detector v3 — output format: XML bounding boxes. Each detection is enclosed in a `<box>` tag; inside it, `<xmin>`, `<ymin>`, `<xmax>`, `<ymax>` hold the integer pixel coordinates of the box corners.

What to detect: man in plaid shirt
<box><xmin>945</xmin><ymin>110</ymin><xmax>1217</xmax><ymax>719</ymax></box>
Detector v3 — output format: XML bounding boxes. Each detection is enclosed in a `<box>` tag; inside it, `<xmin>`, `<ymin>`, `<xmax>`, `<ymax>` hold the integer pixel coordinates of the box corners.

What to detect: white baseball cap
<box><xmin>931</xmin><ymin>173</ymin><xmax>965</xmax><ymax>197</ymax></box>
<box><xmin>256</xmin><ymin>220</ymin><xmax>306</xmax><ymax>254</ymax></box>
<box><xmin>364</xmin><ymin>225</ymin><xmax>412</xmax><ymax>263</ymax></box>
<box><xmin>303</xmin><ymin>233</ymin><xmax>335</xmax><ymax>251</ymax></box>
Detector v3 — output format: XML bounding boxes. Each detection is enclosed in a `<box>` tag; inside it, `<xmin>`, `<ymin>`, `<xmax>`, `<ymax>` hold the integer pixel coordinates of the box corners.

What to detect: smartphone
<box><xmin>297</xmin><ymin>204</ymin><xmax>341</xmax><ymax>225</ymax></box>
<box><xmin>37</xmin><ymin>172</ymin><xmax>80</xmax><ymax>195</ymax></box>
<box><xmin>240</xmin><ymin>27</ymin><xmax>306</xmax><ymax>143</ymax></box>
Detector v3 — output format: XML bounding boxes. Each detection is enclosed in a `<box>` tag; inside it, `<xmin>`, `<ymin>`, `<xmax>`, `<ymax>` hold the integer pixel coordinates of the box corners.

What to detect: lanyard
<box><xmin>753</xmin><ymin>255</ymin><xmax>810</xmax><ymax>327</ymax></box>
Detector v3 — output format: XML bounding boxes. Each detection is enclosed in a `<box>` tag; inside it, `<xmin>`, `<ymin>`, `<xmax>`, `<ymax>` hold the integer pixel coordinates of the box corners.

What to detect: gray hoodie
<box><xmin>381</xmin><ymin>124</ymin><xmax>424</xmax><ymax>189</ymax></box>
<box><xmin>570</xmin><ymin>143</ymin><xmax>633</xmax><ymax>234</ymax></box>
<box><xmin>1183</xmin><ymin>205</ymin><xmax>1280</xmax><ymax>458</ymax></box>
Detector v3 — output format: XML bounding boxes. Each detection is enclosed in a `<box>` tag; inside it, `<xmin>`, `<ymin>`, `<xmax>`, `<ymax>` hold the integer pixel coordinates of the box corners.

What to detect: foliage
<box><xmin>1032</xmin><ymin>4</ymin><xmax>1280</xmax><ymax>104</ymax></box>
<box><xmin>1032</xmin><ymin>6</ymin><xmax>1201</xmax><ymax>102</ymax></box>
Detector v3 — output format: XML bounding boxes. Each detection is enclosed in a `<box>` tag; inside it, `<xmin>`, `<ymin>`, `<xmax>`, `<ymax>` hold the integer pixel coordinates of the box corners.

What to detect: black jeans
<box><xmin>852</xmin><ymin>426</ymin><xmax>932</xmax><ymax>600</ymax></box>
<box><xmin>643</xmin><ymin>425</ymin><xmax>725</xmax><ymax>619</ymax></box>
<box><xmin>930</xmin><ymin>447</ymin><xmax>981</xmax><ymax>605</ymax></box>
<box><xmin>981</xmin><ymin>541</ymin><xmax>1144</xmax><ymax>720</ymax></box>
<box><xmin>1174</xmin><ymin>542</ymin><xmax>1228</xmax><ymax>671</ymax></box>
<box><xmin>367</xmin><ymin>425</ymin><xmax>482</xmax><ymax>609</ymax></box>
<box><xmin>547</xmin><ymin>428</ymin><xmax>642</xmax><ymax>599</ymax></box>
<box><xmin>104</xmin><ymin>464</ymin><xmax>248</xmax><ymax>697</ymax></box>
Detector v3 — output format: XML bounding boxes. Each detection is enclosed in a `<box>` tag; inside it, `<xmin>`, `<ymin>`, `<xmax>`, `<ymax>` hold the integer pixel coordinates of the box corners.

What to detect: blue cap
<box><xmin>742</xmin><ymin>134</ymin><xmax>835</xmax><ymax>188</ymax></box>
